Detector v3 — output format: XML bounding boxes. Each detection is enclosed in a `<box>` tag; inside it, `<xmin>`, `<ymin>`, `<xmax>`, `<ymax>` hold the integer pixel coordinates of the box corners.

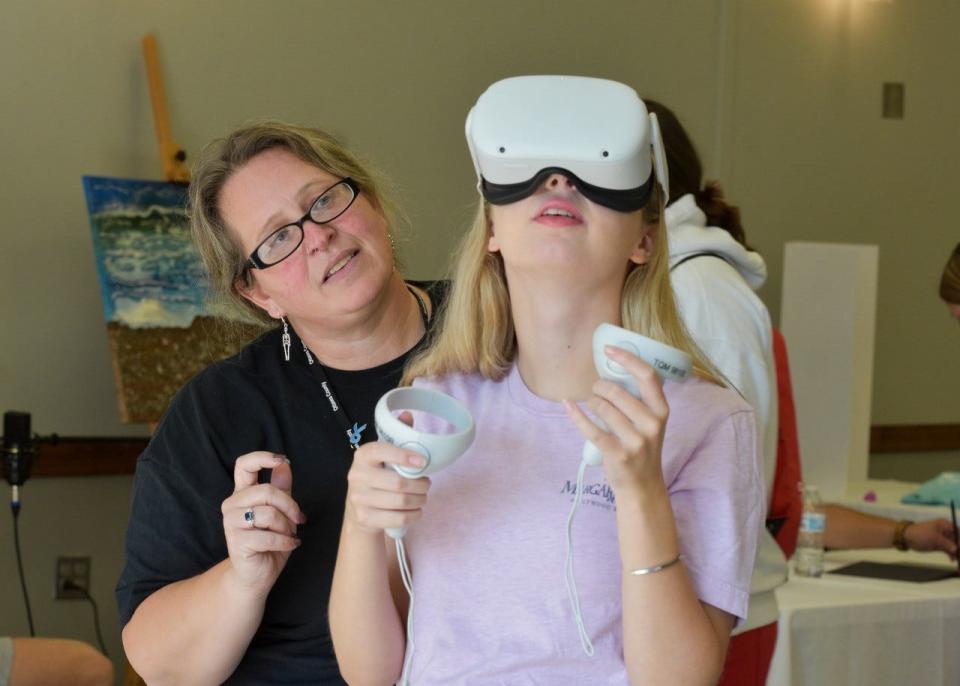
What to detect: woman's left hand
<box><xmin>564</xmin><ymin>345</ymin><xmax>670</xmax><ymax>496</ymax></box>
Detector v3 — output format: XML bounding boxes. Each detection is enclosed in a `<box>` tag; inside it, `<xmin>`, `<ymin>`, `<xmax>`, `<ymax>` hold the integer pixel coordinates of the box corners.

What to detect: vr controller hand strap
<box><xmin>564</xmin><ymin>458</ymin><xmax>597</xmax><ymax>657</ymax></box>
<box><xmin>395</xmin><ymin>537</ymin><xmax>416</xmax><ymax>686</ymax></box>
<box><xmin>566</xmin><ymin>324</ymin><xmax>693</xmax><ymax>655</ymax></box>
<box><xmin>373</xmin><ymin>387</ymin><xmax>475</xmax><ymax>685</ymax></box>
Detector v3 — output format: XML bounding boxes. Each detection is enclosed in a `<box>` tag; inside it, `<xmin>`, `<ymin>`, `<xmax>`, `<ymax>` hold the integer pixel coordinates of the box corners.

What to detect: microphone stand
<box><xmin>3</xmin><ymin>411</ymin><xmax>37</xmax><ymax>636</ymax></box>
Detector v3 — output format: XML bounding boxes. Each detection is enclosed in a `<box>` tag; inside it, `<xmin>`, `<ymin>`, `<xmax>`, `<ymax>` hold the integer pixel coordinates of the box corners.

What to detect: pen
<box><xmin>951</xmin><ymin>500</ymin><xmax>960</xmax><ymax>577</ymax></box>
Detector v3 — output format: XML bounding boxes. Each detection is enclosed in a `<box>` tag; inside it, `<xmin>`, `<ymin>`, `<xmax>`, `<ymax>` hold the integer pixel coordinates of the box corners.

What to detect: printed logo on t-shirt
<box><xmin>561</xmin><ymin>479</ymin><xmax>616</xmax><ymax>511</ymax></box>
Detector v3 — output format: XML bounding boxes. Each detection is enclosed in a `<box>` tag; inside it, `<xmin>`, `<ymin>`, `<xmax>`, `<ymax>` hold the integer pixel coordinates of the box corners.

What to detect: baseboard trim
<box><xmin>17</xmin><ymin>424</ymin><xmax>960</xmax><ymax>478</ymax></box>
<box><xmin>869</xmin><ymin>424</ymin><xmax>960</xmax><ymax>454</ymax></box>
<box><xmin>30</xmin><ymin>437</ymin><xmax>148</xmax><ymax>477</ymax></box>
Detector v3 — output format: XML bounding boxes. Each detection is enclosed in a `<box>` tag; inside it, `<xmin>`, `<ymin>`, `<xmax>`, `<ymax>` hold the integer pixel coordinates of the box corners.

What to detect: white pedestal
<box><xmin>780</xmin><ymin>242</ymin><xmax>879</xmax><ymax>501</ymax></box>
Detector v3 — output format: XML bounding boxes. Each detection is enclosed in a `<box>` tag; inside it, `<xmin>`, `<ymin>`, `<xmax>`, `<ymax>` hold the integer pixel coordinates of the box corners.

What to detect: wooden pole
<box><xmin>140</xmin><ymin>33</ymin><xmax>188</xmax><ymax>434</ymax></box>
<box><xmin>142</xmin><ymin>34</ymin><xmax>190</xmax><ymax>183</ymax></box>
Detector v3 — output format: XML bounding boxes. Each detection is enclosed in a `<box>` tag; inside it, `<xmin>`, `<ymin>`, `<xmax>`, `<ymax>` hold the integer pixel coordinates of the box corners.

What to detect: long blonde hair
<box><xmin>403</xmin><ymin>184</ymin><xmax>723</xmax><ymax>386</ymax></box>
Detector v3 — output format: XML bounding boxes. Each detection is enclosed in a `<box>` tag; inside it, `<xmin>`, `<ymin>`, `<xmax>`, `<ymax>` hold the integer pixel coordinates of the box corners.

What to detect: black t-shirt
<box><xmin>116</xmin><ymin>281</ymin><xmax>446</xmax><ymax>685</ymax></box>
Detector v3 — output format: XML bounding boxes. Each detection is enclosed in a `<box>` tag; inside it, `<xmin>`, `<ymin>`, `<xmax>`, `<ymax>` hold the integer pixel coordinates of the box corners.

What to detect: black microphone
<box><xmin>2</xmin><ymin>411</ymin><xmax>35</xmax><ymax>513</ymax></box>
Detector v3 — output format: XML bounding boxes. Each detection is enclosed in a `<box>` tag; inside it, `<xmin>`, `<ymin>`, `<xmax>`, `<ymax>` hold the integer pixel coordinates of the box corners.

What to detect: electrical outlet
<box><xmin>55</xmin><ymin>556</ymin><xmax>90</xmax><ymax>600</ymax></box>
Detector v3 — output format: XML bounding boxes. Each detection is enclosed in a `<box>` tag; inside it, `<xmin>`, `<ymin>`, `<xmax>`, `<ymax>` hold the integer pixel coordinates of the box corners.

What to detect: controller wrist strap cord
<box><xmin>564</xmin><ymin>458</ymin><xmax>597</xmax><ymax>656</ymax></box>
<box><xmin>373</xmin><ymin>385</ymin><xmax>475</xmax><ymax>684</ymax></box>
<box><xmin>395</xmin><ymin>536</ymin><xmax>416</xmax><ymax>686</ymax></box>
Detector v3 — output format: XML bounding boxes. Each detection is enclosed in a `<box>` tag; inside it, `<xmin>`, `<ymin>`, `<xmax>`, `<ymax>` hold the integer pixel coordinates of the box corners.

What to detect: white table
<box><xmin>767</xmin><ymin>548</ymin><xmax>960</xmax><ymax>686</ymax></box>
<box><xmin>840</xmin><ymin>479</ymin><xmax>952</xmax><ymax>523</ymax></box>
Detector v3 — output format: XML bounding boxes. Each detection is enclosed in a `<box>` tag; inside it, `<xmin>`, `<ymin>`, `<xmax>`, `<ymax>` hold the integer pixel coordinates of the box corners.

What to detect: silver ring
<box><xmin>243</xmin><ymin>508</ymin><xmax>256</xmax><ymax>527</ymax></box>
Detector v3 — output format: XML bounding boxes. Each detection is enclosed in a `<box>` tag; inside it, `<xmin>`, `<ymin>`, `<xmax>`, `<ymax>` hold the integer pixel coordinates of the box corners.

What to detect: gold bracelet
<box><xmin>893</xmin><ymin>519</ymin><xmax>914</xmax><ymax>551</ymax></box>
<box><xmin>628</xmin><ymin>554</ymin><xmax>684</xmax><ymax>576</ymax></box>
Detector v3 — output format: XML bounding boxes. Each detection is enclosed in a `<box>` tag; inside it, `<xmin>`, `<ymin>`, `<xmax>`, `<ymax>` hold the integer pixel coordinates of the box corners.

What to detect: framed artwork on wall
<box><xmin>83</xmin><ymin>176</ymin><xmax>262</xmax><ymax>424</ymax></box>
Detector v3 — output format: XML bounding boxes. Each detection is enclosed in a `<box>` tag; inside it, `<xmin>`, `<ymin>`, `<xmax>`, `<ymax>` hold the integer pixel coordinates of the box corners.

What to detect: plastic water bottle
<box><xmin>795</xmin><ymin>484</ymin><xmax>826</xmax><ymax>578</ymax></box>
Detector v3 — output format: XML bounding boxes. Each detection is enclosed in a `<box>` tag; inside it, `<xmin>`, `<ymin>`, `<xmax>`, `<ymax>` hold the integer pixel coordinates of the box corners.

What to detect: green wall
<box><xmin>1</xmin><ymin>1</ymin><xmax>957</xmax><ymax>681</ymax></box>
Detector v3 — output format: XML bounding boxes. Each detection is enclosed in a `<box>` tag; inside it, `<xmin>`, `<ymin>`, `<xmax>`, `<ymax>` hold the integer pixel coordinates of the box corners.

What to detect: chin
<box><xmin>337</xmin><ymin>268</ymin><xmax>395</xmax><ymax>310</ymax></box>
<box><xmin>511</xmin><ymin>243</ymin><xmax>584</xmax><ymax>266</ymax></box>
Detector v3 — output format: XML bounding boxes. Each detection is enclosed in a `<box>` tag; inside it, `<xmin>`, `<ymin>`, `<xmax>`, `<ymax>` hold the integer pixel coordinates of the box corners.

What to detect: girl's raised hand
<box><xmin>564</xmin><ymin>345</ymin><xmax>670</xmax><ymax>496</ymax></box>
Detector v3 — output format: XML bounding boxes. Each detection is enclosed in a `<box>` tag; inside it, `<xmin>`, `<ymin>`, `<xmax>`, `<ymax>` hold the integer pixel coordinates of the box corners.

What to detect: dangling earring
<box><xmin>281</xmin><ymin>316</ymin><xmax>291</xmax><ymax>362</ymax></box>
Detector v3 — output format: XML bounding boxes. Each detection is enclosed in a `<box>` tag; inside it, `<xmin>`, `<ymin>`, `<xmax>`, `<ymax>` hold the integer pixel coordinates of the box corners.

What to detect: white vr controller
<box><xmin>374</xmin><ymin>387</ymin><xmax>476</xmax><ymax>539</ymax></box>
<box><xmin>581</xmin><ymin>323</ymin><xmax>693</xmax><ymax>466</ymax></box>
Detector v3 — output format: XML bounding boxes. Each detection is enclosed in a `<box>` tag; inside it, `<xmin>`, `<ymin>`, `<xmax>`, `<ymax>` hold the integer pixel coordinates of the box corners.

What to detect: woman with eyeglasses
<box><xmin>116</xmin><ymin>122</ymin><xmax>445</xmax><ymax>685</ymax></box>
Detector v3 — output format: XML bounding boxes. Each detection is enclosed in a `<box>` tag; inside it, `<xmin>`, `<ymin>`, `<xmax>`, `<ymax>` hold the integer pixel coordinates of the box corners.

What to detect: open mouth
<box><xmin>535</xmin><ymin>200</ymin><xmax>583</xmax><ymax>224</ymax></box>
<box><xmin>534</xmin><ymin>196</ymin><xmax>583</xmax><ymax>226</ymax></box>
<box><xmin>324</xmin><ymin>250</ymin><xmax>358</xmax><ymax>283</ymax></box>
<box><xmin>540</xmin><ymin>208</ymin><xmax>576</xmax><ymax>219</ymax></box>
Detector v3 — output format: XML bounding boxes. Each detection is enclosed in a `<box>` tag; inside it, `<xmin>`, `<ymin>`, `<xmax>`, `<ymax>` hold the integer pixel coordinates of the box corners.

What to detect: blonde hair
<box><xmin>940</xmin><ymin>242</ymin><xmax>960</xmax><ymax>305</ymax></box>
<box><xmin>404</xmin><ymin>185</ymin><xmax>723</xmax><ymax>386</ymax></box>
<box><xmin>189</xmin><ymin>120</ymin><xmax>405</xmax><ymax>325</ymax></box>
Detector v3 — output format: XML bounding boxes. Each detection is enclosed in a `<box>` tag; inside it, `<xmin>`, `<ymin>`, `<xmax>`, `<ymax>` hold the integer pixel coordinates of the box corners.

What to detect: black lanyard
<box><xmin>302</xmin><ymin>286</ymin><xmax>428</xmax><ymax>451</ymax></box>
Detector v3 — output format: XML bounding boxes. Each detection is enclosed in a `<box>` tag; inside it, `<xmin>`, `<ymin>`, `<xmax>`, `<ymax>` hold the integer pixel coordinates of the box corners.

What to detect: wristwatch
<box><xmin>893</xmin><ymin>519</ymin><xmax>914</xmax><ymax>551</ymax></box>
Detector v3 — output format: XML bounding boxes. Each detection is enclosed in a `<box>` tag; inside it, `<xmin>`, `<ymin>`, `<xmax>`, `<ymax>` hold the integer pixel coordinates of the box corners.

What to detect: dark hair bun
<box><xmin>695</xmin><ymin>181</ymin><xmax>749</xmax><ymax>249</ymax></box>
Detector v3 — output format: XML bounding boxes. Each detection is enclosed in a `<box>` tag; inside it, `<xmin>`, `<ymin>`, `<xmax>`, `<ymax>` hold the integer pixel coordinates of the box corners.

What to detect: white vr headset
<box><xmin>465</xmin><ymin>75</ymin><xmax>669</xmax><ymax>212</ymax></box>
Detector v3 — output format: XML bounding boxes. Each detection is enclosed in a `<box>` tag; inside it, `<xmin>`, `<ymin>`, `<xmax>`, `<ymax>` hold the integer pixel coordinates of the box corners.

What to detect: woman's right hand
<box><xmin>221</xmin><ymin>451</ymin><xmax>306</xmax><ymax>597</ymax></box>
<box><xmin>345</xmin><ymin>442</ymin><xmax>431</xmax><ymax>535</ymax></box>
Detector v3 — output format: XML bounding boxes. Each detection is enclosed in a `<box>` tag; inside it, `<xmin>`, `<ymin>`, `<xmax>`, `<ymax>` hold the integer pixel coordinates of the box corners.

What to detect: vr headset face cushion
<box><xmin>480</xmin><ymin>166</ymin><xmax>654</xmax><ymax>213</ymax></box>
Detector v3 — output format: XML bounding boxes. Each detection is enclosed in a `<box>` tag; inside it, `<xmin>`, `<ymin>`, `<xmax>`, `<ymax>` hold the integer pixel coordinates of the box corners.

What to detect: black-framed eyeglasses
<box><xmin>247</xmin><ymin>177</ymin><xmax>359</xmax><ymax>269</ymax></box>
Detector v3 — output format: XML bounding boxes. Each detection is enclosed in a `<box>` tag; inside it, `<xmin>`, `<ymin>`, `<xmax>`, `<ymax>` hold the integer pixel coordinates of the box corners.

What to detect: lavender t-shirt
<box><xmin>403</xmin><ymin>364</ymin><xmax>762</xmax><ymax>685</ymax></box>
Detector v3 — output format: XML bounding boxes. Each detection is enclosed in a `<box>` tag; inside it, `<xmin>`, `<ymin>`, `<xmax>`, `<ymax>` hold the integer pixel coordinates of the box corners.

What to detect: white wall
<box><xmin>1</xmin><ymin>1</ymin><xmax>957</xmax><ymax>682</ymax></box>
<box><xmin>0</xmin><ymin>1</ymin><xmax>724</xmax><ymax>679</ymax></box>
<box><xmin>725</xmin><ymin>0</ymin><xmax>960</xmax><ymax>424</ymax></box>
<box><xmin>0</xmin><ymin>0</ymin><xmax>724</xmax><ymax>436</ymax></box>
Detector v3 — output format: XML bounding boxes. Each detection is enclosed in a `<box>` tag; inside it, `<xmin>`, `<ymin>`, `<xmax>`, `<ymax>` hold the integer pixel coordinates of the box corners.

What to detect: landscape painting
<box><xmin>83</xmin><ymin>176</ymin><xmax>262</xmax><ymax>423</ymax></box>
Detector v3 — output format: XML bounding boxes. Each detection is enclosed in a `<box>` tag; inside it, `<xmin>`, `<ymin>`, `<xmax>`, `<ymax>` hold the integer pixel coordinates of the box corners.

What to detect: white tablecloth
<box><xmin>767</xmin><ymin>548</ymin><xmax>960</xmax><ymax>686</ymax></box>
<box><xmin>840</xmin><ymin>479</ymin><xmax>952</xmax><ymax>523</ymax></box>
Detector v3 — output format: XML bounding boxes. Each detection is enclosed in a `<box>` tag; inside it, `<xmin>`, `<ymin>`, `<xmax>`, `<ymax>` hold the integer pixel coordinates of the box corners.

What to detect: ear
<box><xmin>237</xmin><ymin>275</ymin><xmax>283</xmax><ymax>319</ymax></box>
<box><xmin>487</xmin><ymin>219</ymin><xmax>500</xmax><ymax>253</ymax></box>
<box><xmin>629</xmin><ymin>223</ymin><xmax>657</xmax><ymax>266</ymax></box>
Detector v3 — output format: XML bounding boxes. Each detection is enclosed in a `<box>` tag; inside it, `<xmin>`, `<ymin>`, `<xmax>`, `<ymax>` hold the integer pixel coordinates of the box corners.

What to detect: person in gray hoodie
<box><xmin>648</xmin><ymin>99</ymin><xmax>783</xmax><ymax>686</ymax></box>
<box><xmin>648</xmin><ymin>100</ymin><xmax>958</xmax><ymax>686</ymax></box>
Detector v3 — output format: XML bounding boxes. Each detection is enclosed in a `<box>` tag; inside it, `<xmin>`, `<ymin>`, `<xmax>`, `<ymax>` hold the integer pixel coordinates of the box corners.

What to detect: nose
<box><xmin>541</xmin><ymin>172</ymin><xmax>577</xmax><ymax>192</ymax></box>
<box><xmin>302</xmin><ymin>220</ymin><xmax>335</xmax><ymax>254</ymax></box>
